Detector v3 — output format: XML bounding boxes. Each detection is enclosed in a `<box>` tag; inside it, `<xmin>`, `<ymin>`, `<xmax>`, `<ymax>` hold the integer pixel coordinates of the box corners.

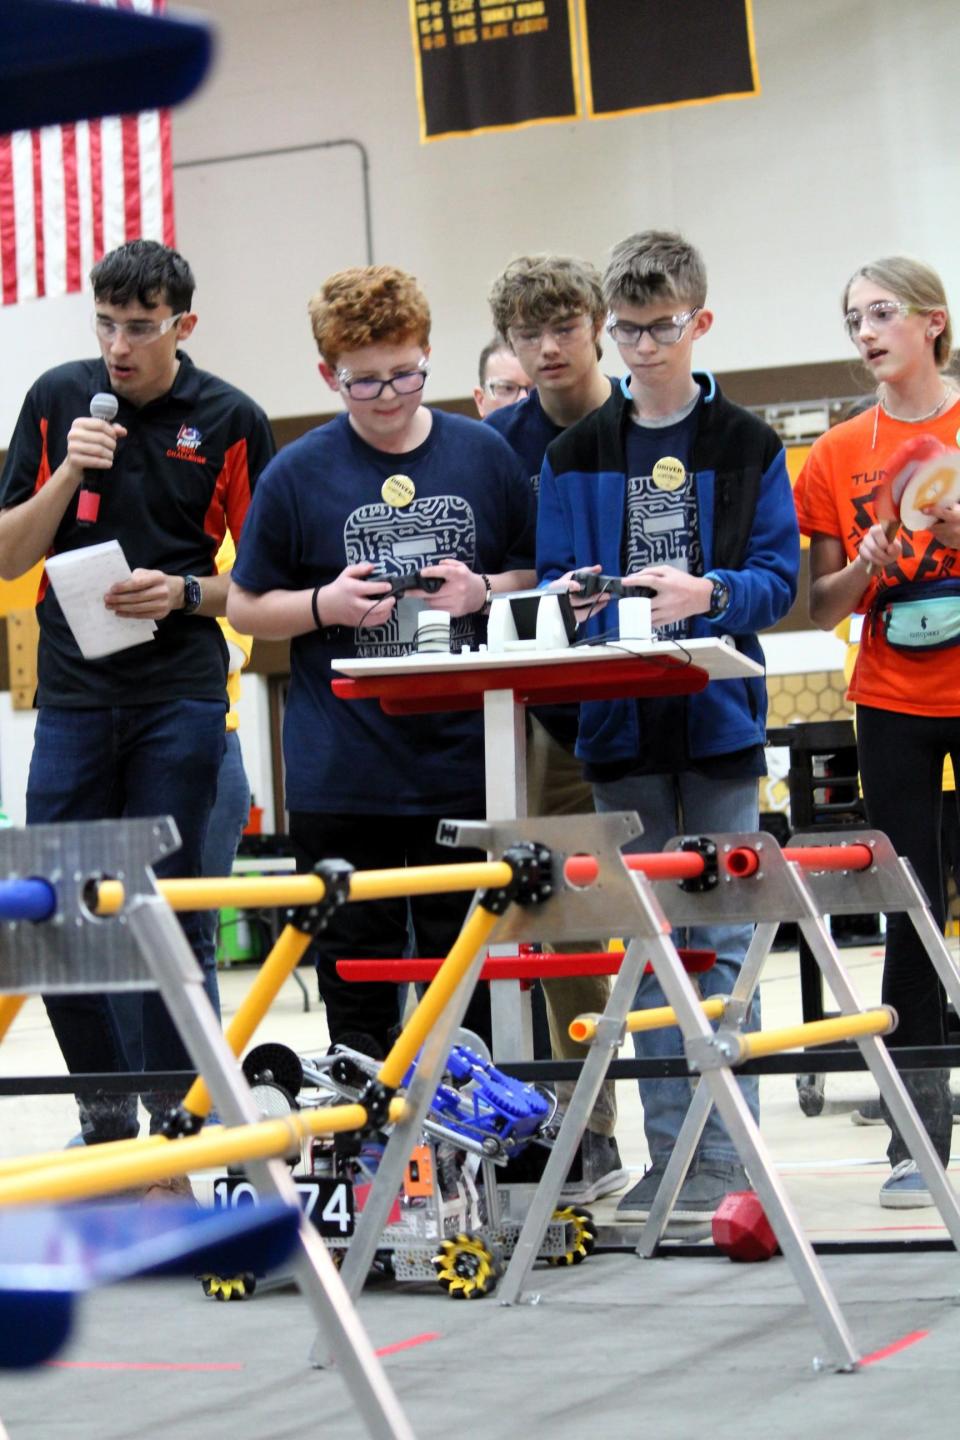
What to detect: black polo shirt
<box><xmin>0</xmin><ymin>353</ymin><xmax>275</xmax><ymax>707</ymax></box>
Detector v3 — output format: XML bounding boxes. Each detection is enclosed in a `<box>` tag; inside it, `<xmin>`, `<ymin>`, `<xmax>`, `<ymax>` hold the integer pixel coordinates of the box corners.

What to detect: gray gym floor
<box><xmin>0</xmin><ymin>1248</ymin><xmax>957</xmax><ymax>1440</ymax></box>
<box><xmin>1</xmin><ymin>945</ymin><xmax>958</xmax><ymax>1439</ymax></box>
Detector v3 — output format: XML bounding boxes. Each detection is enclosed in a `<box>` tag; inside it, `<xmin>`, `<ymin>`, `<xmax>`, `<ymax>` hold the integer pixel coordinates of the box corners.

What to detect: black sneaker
<box><xmin>560</xmin><ymin>1132</ymin><xmax>629</xmax><ymax>1204</ymax></box>
<box><xmin>672</xmin><ymin>1163</ymin><xmax>747</xmax><ymax>1221</ymax></box>
<box><xmin>614</xmin><ymin>1161</ymin><xmax>668</xmax><ymax>1222</ymax></box>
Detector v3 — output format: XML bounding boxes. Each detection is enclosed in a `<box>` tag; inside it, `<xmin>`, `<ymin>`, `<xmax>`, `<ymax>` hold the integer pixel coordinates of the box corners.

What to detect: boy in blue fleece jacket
<box><xmin>537</xmin><ymin>230</ymin><xmax>799</xmax><ymax>1223</ymax></box>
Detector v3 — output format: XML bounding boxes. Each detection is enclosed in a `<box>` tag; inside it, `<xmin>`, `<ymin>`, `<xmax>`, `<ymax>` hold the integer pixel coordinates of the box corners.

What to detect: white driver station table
<box><xmin>328</xmin><ymin>594</ymin><xmax>764</xmax><ymax>1058</ymax></box>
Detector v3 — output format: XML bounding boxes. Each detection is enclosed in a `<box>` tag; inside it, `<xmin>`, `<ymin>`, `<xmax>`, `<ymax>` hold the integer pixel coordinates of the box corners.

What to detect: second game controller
<box><xmin>570</xmin><ymin>571</ymin><xmax>655</xmax><ymax>600</ymax></box>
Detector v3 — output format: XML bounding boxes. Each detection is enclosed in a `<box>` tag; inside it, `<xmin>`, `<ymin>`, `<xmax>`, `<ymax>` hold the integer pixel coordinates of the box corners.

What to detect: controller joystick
<box><xmin>371</xmin><ymin>570</ymin><xmax>445</xmax><ymax>596</ymax></box>
<box><xmin>570</xmin><ymin>570</ymin><xmax>655</xmax><ymax>601</ymax></box>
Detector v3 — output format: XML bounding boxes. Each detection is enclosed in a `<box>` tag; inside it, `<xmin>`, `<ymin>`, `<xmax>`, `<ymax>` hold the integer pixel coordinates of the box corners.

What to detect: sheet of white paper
<box><xmin>44</xmin><ymin>540</ymin><xmax>157</xmax><ymax>659</ymax></box>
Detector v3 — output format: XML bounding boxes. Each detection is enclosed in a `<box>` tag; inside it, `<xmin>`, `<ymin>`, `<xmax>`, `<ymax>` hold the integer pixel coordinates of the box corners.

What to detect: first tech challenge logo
<box><xmin>167</xmin><ymin>424</ymin><xmax>206</xmax><ymax>464</ymax></box>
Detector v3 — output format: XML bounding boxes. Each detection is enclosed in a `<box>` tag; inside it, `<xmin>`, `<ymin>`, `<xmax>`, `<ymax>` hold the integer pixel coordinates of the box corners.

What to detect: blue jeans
<box><xmin>197</xmin><ymin>729</ymin><xmax>251</xmax><ymax>1017</ymax></box>
<box><xmin>593</xmin><ymin>770</ymin><xmax>761</xmax><ymax>1168</ymax></box>
<box><xmin>27</xmin><ymin>701</ymin><xmax>225</xmax><ymax>1140</ymax></box>
<box><xmin>111</xmin><ymin>724</ymin><xmax>247</xmax><ymax>1099</ymax></box>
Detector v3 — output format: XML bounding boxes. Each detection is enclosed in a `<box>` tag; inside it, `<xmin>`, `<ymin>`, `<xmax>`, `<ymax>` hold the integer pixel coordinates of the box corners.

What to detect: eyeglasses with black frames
<box><xmin>336</xmin><ymin>357</ymin><xmax>430</xmax><ymax>400</ymax></box>
<box><xmin>606</xmin><ymin>307</ymin><xmax>701</xmax><ymax>348</ymax></box>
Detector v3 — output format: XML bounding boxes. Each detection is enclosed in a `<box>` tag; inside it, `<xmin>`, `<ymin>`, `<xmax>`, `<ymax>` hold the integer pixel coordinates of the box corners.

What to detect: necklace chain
<box><xmin>879</xmin><ymin>383</ymin><xmax>954</xmax><ymax>424</ymax></box>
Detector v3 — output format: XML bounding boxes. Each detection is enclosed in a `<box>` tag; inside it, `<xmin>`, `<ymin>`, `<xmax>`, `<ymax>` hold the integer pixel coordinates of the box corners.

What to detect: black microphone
<box><xmin>76</xmin><ymin>391</ymin><xmax>119</xmax><ymax>526</ymax></box>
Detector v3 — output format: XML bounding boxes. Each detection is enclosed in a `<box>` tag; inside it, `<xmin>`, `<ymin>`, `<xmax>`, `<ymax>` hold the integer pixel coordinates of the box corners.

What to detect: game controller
<box><xmin>371</xmin><ymin>570</ymin><xmax>445</xmax><ymax>596</ymax></box>
<box><xmin>570</xmin><ymin>570</ymin><xmax>655</xmax><ymax>600</ymax></box>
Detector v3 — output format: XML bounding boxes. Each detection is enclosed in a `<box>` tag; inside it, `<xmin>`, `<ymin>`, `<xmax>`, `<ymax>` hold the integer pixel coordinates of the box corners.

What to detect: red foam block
<box><xmin>712</xmin><ymin>1190</ymin><xmax>779</xmax><ymax>1262</ymax></box>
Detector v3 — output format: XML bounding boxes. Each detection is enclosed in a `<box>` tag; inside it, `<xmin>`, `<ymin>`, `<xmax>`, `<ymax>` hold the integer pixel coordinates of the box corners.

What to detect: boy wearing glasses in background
<box><xmin>486</xmin><ymin>254</ymin><xmax>613</xmax><ymax>491</ymax></box>
<box><xmin>229</xmin><ymin>265</ymin><xmax>535</xmax><ymax>1057</ymax></box>
<box><xmin>473</xmin><ymin>335</ymin><xmax>530</xmax><ymax>417</ymax></box>
<box><xmin>537</xmin><ymin>230</ymin><xmax>798</xmax><ymax>1223</ymax></box>
<box><xmin>0</xmin><ymin>239</ymin><xmax>274</xmax><ymax>1156</ymax></box>
<box><xmin>483</xmin><ymin>253</ymin><xmax>628</xmax><ymax>1205</ymax></box>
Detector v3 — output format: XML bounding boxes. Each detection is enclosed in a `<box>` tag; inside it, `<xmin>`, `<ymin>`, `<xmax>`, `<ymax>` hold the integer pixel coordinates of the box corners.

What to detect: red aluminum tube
<box><xmin>566</xmin><ymin>842</ymin><xmax>874</xmax><ymax>889</ymax></box>
<box><xmin>725</xmin><ymin>843</ymin><xmax>874</xmax><ymax>877</ymax></box>
<box><xmin>337</xmin><ymin>947</ymin><xmax>716</xmax><ymax>984</ymax></box>
<box><xmin>563</xmin><ymin>850</ymin><xmax>706</xmax><ymax>887</ymax></box>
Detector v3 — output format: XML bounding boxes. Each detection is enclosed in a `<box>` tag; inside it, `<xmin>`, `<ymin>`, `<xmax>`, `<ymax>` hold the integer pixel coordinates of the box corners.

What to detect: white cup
<box><xmin>618</xmin><ymin>596</ymin><xmax>653</xmax><ymax>641</ymax></box>
<box><xmin>417</xmin><ymin>609</ymin><xmax>452</xmax><ymax>653</ymax></box>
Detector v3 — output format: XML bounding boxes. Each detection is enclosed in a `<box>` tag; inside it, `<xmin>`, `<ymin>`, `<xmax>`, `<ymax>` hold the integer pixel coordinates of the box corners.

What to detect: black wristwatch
<box><xmin>704</xmin><ymin>571</ymin><xmax>730</xmax><ymax>620</ymax></box>
<box><xmin>182</xmin><ymin>575</ymin><xmax>203</xmax><ymax>615</ymax></box>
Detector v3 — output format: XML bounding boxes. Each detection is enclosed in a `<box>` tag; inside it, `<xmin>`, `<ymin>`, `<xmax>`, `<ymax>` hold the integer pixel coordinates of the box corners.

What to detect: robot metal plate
<box><xmin>0</xmin><ymin>818</ymin><xmax>180</xmax><ymax>993</ymax></box>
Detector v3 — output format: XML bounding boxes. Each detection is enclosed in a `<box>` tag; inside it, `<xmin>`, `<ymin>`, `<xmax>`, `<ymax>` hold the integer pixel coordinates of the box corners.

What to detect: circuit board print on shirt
<box><xmin>344</xmin><ymin>495</ymin><xmax>478</xmax><ymax>656</ymax></box>
<box><xmin>624</xmin><ymin>473</ymin><xmax>702</xmax><ymax>640</ymax></box>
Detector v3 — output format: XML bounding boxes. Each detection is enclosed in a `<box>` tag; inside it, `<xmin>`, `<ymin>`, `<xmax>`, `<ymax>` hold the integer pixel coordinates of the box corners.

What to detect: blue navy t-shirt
<box><xmin>232</xmin><ymin>409</ymin><xmax>535</xmax><ymax>814</ymax></box>
<box><xmin>484</xmin><ymin>389</ymin><xmax>566</xmax><ymax>497</ymax></box>
<box><xmin>623</xmin><ymin>398</ymin><xmax>702</xmax><ymax>643</ymax></box>
<box><xmin>488</xmin><ymin>382</ymin><xmax>617</xmax><ymax>749</ymax></box>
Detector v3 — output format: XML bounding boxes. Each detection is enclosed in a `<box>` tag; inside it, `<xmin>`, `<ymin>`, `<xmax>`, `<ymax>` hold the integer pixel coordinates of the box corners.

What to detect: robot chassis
<box><xmin>206</xmin><ymin>1036</ymin><xmax>597</xmax><ymax>1300</ymax></box>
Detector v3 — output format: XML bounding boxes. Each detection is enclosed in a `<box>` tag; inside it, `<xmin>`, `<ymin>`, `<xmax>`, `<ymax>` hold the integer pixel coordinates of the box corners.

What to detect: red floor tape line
<box><xmin>375</xmin><ymin>1332</ymin><xmax>440</xmax><ymax>1358</ymax></box>
<box><xmin>860</xmin><ymin>1330</ymin><xmax>929</xmax><ymax>1366</ymax></box>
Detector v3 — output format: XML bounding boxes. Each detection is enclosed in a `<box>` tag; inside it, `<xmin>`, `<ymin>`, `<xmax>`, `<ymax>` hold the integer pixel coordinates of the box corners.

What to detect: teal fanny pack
<box><xmin>872</xmin><ymin>579</ymin><xmax>960</xmax><ymax>653</ymax></box>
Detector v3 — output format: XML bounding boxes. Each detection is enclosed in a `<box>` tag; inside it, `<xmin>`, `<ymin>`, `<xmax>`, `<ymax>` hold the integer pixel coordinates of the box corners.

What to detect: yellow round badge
<box><xmin>381</xmin><ymin>474</ymin><xmax>416</xmax><ymax>508</ymax></box>
<box><xmin>652</xmin><ymin>457</ymin><xmax>686</xmax><ymax>492</ymax></box>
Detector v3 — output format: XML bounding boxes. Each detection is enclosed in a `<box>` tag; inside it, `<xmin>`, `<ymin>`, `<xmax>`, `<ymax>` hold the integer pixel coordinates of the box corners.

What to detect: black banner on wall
<box><xmin>410</xmin><ymin>0</ymin><xmax>581</xmax><ymax>142</ymax></box>
<box><xmin>580</xmin><ymin>0</ymin><xmax>759</xmax><ymax>119</ymax></box>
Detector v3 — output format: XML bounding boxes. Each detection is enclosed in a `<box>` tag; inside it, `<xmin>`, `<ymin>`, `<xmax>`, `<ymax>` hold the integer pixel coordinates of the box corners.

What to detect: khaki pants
<box><xmin>526</xmin><ymin>714</ymin><xmax>616</xmax><ymax>1137</ymax></box>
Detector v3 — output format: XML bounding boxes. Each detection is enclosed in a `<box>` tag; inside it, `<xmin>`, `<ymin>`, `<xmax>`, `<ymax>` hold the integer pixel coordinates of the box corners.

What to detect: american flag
<box><xmin>0</xmin><ymin>0</ymin><xmax>175</xmax><ymax>307</ymax></box>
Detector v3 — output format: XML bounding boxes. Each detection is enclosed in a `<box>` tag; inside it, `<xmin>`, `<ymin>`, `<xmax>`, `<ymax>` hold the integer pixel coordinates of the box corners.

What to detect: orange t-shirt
<box><xmin>793</xmin><ymin>398</ymin><xmax>960</xmax><ymax>717</ymax></box>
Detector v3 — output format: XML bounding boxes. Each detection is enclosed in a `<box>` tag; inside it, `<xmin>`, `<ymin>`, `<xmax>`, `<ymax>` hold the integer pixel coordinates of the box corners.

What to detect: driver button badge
<box><xmin>382</xmin><ymin>474</ymin><xmax>416</xmax><ymax>508</ymax></box>
<box><xmin>652</xmin><ymin>457</ymin><xmax>686</xmax><ymax>492</ymax></box>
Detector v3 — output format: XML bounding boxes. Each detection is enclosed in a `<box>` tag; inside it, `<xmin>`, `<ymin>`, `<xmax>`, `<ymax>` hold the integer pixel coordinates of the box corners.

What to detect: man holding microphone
<box><xmin>0</xmin><ymin>239</ymin><xmax>274</xmax><ymax>1160</ymax></box>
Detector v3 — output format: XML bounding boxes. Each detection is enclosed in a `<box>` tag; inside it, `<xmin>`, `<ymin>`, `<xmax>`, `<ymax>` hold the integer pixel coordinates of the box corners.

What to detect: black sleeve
<box><xmin>0</xmin><ymin>383</ymin><xmax>46</xmax><ymax>510</ymax></box>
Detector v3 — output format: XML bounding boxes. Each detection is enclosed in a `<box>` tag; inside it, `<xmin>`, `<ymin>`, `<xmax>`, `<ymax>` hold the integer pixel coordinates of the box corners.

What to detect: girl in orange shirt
<box><xmin>794</xmin><ymin>256</ymin><xmax>960</xmax><ymax>1210</ymax></box>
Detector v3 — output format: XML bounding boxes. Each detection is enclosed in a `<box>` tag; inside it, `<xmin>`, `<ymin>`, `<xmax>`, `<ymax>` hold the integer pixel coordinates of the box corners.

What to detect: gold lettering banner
<box><xmin>410</xmin><ymin>0</ymin><xmax>759</xmax><ymax>141</ymax></box>
<box><xmin>410</xmin><ymin>0</ymin><xmax>581</xmax><ymax>142</ymax></box>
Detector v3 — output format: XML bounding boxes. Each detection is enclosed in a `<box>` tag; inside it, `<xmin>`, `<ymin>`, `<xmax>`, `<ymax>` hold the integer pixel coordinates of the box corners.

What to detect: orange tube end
<box><xmin>725</xmin><ymin>847</ymin><xmax>760</xmax><ymax>878</ymax></box>
<box><xmin>564</xmin><ymin>854</ymin><xmax>600</xmax><ymax>888</ymax></box>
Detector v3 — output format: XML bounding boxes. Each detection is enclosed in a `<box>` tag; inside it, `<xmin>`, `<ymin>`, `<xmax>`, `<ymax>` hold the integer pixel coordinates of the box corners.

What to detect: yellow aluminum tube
<box><xmin>0</xmin><ymin>902</ymin><xmax>501</xmax><ymax>1175</ymax></box>
<box><xmin>0</xmin><ymin>1099</ymin><xmax>408</xmax><ymax>1209</ymax></box>
<box><xmin>569</xmin><ymin>996</ymin><xmax>727</xmax><ymax>1045</ymax></box>
<box><xmin>0</xmin><ymin>1132</ymin><xmax>175</xmax><ymax>1181</ymax></box>
<box><xmin>731</xmin><ymin>1006</ymin><xmax>897</xmax><ymax>1064</ymax></box>
<box><xmin>182</xmin><ymin>923</ymin><xmax>314</xmax><ymax>1120</ymax></box>
<box><xmin>350</xmin><ymin>862</ymin><xmax>512</xmax><ymax>902</ymax></box>
<box><xmin>105</xmin><ymin>862</ymin><xmax>510</xmax><ymax>1121</ymax></box>
<box><xmin>94</xmin><ymin>860</ymin><xmax>514</xmax><ymax>916</ymax></box>
<box><xmin>377</xmin><ymin>902</ymin><xmax>501</xmax><ymax>1092</ymax></box>
<box><xmin>0</xmin><ymin>995</ymin><xmax>25</xmax><ymax>1045</ymax></box>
